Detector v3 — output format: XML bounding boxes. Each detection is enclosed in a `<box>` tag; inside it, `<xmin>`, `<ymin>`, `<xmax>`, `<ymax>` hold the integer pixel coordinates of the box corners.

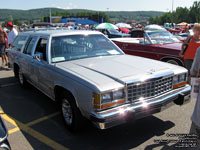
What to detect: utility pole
<box><xmin>49</xmin><ymin>8</ymin><xmax>52</xmax><ymax>23</ymax></box>
<box><xmin>171</xmin><ymin>0</ymin><xmax>174</xmax><ymax>27</ymax></box>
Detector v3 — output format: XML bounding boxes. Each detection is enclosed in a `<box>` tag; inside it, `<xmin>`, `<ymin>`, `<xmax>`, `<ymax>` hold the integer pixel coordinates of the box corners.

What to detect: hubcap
<box><xmin>62</xmin><ymin>99</ymin><xmax>73</xmax><ymax>125</ymax></box>
<box><xmin>18</xmin><ymin>69</ymin><xmax>24</xmax><ymax>85</ymax></box>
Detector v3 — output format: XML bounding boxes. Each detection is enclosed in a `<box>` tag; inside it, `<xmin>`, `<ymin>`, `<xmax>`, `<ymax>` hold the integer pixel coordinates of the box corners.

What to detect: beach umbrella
<box><xmin>144</xmin><ymin>24</ymin><xmax>166</xmax><ymax>30</ymax></box>
<box><xmin>95</xmin><ymin>23</ymin><xmax>118</xmax><ymax>29</ymax></box>
<box><xmin>177</xmin><ymin>22</ymin><xmax>188</xmax><ymax>26</ymax></box>
<box><xmin>116</xmin><ymin>23</ymin><xmax>132</xmax><ymax>28</ymax></box>
<box><xmin>119</xmin><ymin>28</ymin><xmax>130</xmax><ymax>33</ymax></box>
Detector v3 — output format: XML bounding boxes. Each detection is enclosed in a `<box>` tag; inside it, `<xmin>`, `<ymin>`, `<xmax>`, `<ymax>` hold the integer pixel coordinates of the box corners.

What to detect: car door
<box><xmin>32</xmin><ymin>37</ymin><xmax>54</xmax><ymax>98</ymax></box>
<box><xmin>21</xmin><ymin>36</ymin><xmax>38</xmax><ymax>82</ymax></box>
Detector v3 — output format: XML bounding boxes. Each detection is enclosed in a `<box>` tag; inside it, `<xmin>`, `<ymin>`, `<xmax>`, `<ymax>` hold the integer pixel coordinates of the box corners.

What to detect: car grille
<box><xmin>127</xmin><ymin>76</ymin><xmax>173</xmax><ymax>103</ymax></box>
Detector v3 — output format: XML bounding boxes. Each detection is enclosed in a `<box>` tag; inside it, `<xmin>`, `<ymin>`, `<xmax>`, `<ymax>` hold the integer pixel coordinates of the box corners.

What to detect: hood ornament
<box><xmin>148</xmin><ymin>69</ymin><xmax>156</xmax><ymax>74</ymax></box>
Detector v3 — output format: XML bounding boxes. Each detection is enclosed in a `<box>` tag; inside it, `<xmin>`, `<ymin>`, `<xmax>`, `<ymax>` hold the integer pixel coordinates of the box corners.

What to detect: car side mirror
<box><xmin>33</xmin><ymin>52</ymin><xmax>43</xmax><ymax>61</ymax></box>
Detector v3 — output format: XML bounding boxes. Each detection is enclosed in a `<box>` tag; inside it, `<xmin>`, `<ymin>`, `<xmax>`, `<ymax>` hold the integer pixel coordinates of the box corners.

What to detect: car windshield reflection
<box><xmin>147</xmin><ymin>31</ymin><xmax>180</xmax><ymax>44</ymax></box>
<box><xmin>51</xmin><ymin>34</ymin><xmax>123</xmax><ymax>63</ymax></box>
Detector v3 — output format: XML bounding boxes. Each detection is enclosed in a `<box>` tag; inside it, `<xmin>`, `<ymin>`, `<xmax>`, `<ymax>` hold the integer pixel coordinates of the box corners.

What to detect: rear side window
<box><xmin>12</xmin><ymin>35</ymin><xmax>27</xmax><ymax>51</ymax></box>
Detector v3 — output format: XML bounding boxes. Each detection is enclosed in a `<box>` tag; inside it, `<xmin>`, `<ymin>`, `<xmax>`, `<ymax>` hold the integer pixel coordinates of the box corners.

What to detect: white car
<box><xmin>7</xmin><ymin>29</ymin><xmax>191</xmax><ymax>131</ymax></box>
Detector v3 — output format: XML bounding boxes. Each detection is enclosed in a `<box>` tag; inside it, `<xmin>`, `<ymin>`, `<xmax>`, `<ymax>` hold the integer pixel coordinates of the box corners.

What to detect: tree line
<box><xmin>149</xmin><ymin>1</ymin><xmax>200</xmax><ymax>25</ymax></box>
<box><xmin>50</xmin><ymin>11</ymin><xmax>111</xmax><ymax>23</ymax></box>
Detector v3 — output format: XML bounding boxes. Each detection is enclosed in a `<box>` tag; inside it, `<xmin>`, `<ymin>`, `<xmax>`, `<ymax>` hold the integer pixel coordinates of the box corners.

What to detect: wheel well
<box><xmin>54</xmin><ymin>86</ymin><xmax>76</xmax><ymax>104</ymax></box>
<box><xmin>161</xmin><ymin>57</ymin><xmax>184</xmax><ymax>66</ymax></box>
<box><xmin>14</xmin><ymin>63</ymin><xmax>19</xmax><ymax>78</ymax></box>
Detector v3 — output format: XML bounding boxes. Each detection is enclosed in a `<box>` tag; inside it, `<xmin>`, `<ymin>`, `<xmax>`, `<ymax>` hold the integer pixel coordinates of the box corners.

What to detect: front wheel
<box><xmin>61</xmin><ymin>92</ymin><xmax>83</xmax><ymax>132</ymax></box>
<box><xmin>17</xmin><ymin>68</ymin><xmax>28</xmax><ymax>87</ymax></box>
<box><xmin>164</xmin><ymin>59</ymin><xmax>183</xmax><ymax>66</ymax></box>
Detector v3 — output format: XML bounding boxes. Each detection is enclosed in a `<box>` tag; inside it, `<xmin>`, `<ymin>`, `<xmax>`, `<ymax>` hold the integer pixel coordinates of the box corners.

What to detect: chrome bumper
<box><xmin>90</xmin><ymin>85</ymin><xmax>191</xmax><ymax>130</ymax></box>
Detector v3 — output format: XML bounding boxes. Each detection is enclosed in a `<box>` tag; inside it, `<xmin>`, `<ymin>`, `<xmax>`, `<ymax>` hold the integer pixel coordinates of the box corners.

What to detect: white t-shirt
<box><xmin>8</xmin><ymin>28</ymin><xmax>18</xmax><ymax>44</ymax></box>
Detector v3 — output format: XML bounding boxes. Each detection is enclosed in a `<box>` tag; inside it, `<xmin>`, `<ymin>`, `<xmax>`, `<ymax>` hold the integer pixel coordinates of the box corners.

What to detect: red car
<box><xmin>112</xmin><ymin>29</ymin><xmax>184</xmax><ymax>66</ymax></box>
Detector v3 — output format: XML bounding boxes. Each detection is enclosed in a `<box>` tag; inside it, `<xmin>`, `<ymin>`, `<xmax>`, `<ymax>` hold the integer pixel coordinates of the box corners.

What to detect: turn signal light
<box><xmin>173</xmin><ymin>81</ymin><xmax>187</xmax><ymax>89</ymax></box>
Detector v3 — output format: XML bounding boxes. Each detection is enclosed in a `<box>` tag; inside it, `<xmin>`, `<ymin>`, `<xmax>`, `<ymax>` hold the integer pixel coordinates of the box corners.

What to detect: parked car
<box><xmin>99</xmin><ymin>29</ymin><xmax>130</xmax><ymax>38</ymax></box>
<box><xmin>0</xmin><ymin>116</ymin><xmax>11</xmax><ymax>150</ymax></box>
<box><xmin>32</xmin><ymin>22</ymin><xmax>54</xmax><ymax>28</ymax></box>
<box><xmin>177</xmin><ymin>29</ymin><xmax>193</xmax><ymax>41</ymax></box>
<box><xmin>114</xmin><ymin>29</ymin><xmax>184</xmax><ymax>66</ymax></box>
<box><xmin>165</xmin><ymin>27</ymin><xmax>181</xmax><ymax>35</ymax></box>
<box><xmin>8</xmin><ymin>30</ymin><xmax>190</xmax><ymax>131</ymax></box>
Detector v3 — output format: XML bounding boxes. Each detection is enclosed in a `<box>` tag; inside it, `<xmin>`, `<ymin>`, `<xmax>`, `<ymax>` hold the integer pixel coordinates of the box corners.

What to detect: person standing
<box><xmin>180</xmin><ymin>24</ymin><xmax>200</xmax><ymax>71</ymax></box>
<box><xmin>5</xmin><ymin>22</ymin><xmax>18</xmax><ymax>46</ymax></box>
<box><xmin>190</xmin><ymin>47</ymin><xmax>200</xmax><ymax>148</ymax></box>
<box><xmin>0</xmin><ymin>25</ymin><xmax>8</xmax><ymax>67</ymax></box>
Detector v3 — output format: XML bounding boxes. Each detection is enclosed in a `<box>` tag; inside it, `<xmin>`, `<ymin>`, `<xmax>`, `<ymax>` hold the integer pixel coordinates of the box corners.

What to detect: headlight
<box><xmin>173</xmin><ymin>75</ymin><xmax>179</xmax><ymax>84</ymax></box>
<box><xmin>102</xmin><ymin>93</ymin><xmax>112</xmax><ymax>103</ymax></box>
<box><xmin>93</xmin><ymin>89</ymin><xmax>125</xmax><ymax>110</ymax></box>
<box><xmin>173</xmin><ymin>73</ymin><xmax>187</xmax><ymax>88</ymax></box>
<box><xmin>179</xmin><ymin>74</ymin><xmax>186</xmax><ymax>82</ymax></box>
<box><xmin>113</xmin><ymin>90</ymin><xmax>124</xmax><ymax>99</ymax></box>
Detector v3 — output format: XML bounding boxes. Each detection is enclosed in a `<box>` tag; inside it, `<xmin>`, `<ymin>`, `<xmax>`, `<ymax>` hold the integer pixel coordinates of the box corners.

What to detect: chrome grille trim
<box><xmin>127</xmin><ymin>76</ymin><xmax>173</xmax><ymax>103</ymax></box>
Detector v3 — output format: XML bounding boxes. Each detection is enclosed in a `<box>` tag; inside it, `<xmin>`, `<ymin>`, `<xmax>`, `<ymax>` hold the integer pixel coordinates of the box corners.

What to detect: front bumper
<box><xmin>90</xmin><ymin>85</ymin><xmax>191</xmax><ymax>129</ymax></box>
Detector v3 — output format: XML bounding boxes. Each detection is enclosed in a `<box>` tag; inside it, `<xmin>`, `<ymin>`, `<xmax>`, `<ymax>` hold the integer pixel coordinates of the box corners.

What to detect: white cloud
<box><xmin>52</xmin><ymin>2</ymin><xmax>78</xmax><ymax>10</ymax></box>
<box><xmin>56</xmin><ymin>6</ymin><xmax>62</xmax><ymax>9</ymax></box>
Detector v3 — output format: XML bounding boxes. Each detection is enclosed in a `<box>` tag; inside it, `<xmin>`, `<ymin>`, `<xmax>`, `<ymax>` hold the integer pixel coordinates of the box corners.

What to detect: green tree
<box><xmin>13</xmin><ymin>18</ymin><xmax>22</xmax><ymax>26</ymax></box>
<box><xmin>174</xmin><ymin>7</ymin><xmax>189</xmax><ymax>23</ymax></box>
<box><xmin>189</xmin><ymin>1</ymin><xmax>200</xmax><ymax>23</ymax></box>
<box><xmin>149</xmin><ymin>1</ymin><xmax>200</xmax><ymax>25</ymax></box>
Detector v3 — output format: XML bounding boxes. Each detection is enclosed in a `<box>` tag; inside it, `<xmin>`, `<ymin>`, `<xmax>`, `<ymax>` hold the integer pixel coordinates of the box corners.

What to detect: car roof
<box><xmin>19</xmin><ymin>29</ymin><xmax>103</xmax><ymax>37</ymax></box>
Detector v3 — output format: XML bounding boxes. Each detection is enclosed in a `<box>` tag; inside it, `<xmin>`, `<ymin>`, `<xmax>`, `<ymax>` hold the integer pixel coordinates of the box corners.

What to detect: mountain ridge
<box><xmin>0</xmin><ymin>8</ymin><xmax>164</xmax><ymax>22</ymax></box>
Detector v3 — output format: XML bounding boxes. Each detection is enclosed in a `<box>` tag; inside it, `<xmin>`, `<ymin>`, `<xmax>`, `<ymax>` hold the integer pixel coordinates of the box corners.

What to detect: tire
<box><xmin>164</xmin><ymin>59</ymin><xmax>183</xmax><ymax>66</ymax></box>
<box><xmin>61</xmin><ymin>92</ymin><xmax>83</xmax><ymax>132</ymax></box>
<box><xmin>17</xmin><ymin>67</ymin><xmax>28</xmax><ymax>87</ymax></box>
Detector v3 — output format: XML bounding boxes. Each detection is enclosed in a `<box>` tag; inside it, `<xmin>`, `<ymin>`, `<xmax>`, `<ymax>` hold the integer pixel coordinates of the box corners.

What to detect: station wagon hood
<box><xmin>56</xmin><ymin>55</ymin><xmax>181</xmax><ymax>90</ymax></box>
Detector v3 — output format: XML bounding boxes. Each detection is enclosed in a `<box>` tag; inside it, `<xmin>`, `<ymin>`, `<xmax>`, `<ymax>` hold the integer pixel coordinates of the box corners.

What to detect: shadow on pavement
<box><xmin>0</xmin><ymin>75</ymin><xmax>176</xmax><ymax>150</ymax></box>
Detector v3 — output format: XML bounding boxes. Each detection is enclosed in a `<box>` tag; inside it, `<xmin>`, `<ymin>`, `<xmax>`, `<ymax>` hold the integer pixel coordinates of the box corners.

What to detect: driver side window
<box><xmin>34</xmin><ymin>38</ymin><xmax>48</xmax><ymax>61</ymax></box>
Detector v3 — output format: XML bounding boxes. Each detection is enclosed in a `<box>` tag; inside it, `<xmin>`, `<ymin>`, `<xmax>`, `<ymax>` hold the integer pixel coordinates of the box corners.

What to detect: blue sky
<box><xmin>0</xmin><ymin>0</ymin><xmax>196</xmax><ymax>11</ymax></box>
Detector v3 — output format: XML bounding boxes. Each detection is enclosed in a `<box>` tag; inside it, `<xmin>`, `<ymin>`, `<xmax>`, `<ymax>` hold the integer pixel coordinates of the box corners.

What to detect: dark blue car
<box><xmin>102</xmin><ymin>29</ymin><xmax>130</xmax><ymax>38</ymax></box>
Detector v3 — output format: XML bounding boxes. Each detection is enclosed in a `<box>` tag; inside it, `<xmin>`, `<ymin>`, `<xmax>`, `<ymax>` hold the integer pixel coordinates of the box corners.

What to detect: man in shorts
<box><xmin>0</xmin><ymin>25</ymin><xmax>8</xmax><ymax>67</ymax></box>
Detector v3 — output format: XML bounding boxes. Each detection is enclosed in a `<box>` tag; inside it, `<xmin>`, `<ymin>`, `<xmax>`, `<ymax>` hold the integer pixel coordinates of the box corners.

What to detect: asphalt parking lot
<box><xmin>0</xmin><ymin>66</ymin><xmax>198</xmax><ymax>150</ymax></box>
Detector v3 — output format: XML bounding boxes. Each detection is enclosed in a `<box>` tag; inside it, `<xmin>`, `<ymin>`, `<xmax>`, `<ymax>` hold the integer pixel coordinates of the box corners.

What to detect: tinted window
<box><xmin>12</xmin><ymin>35</ymin><xmax>27</xmax><ymax>51</ymax></box>
<box><xmin>23</xmin><ymin>36</ymin><xmax>38</xmax><ymax>55</ymax></box>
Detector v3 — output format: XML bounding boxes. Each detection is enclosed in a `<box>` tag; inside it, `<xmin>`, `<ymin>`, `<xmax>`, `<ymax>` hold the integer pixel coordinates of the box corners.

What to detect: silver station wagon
<box><xmin>7</xmin><ymin>30</ymin><xmax>191</xmax><ymax>131</ymax></box>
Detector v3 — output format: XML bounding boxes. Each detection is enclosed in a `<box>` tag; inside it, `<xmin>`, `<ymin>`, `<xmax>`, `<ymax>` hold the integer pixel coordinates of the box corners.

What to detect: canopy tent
<box><xmin>62</xmin><ymin>18</ymin><xmax>98</xmax><ymax>25</ymax></box>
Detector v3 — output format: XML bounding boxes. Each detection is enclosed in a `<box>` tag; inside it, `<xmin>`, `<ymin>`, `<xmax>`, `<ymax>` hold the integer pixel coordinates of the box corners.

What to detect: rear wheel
<box><xmin>61</xmin><ymin>92</ymin><xmax>83</xmax><ymax>132</ymax></box>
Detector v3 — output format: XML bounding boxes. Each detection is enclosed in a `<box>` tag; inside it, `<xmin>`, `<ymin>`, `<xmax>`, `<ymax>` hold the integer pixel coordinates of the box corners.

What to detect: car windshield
<box><xmin>147</xmin><ymin>31</ymin><xmax>180</xmax><ymax>44</ymax></box>
<box><xmin>107</xmin><ymin>29</ymin><xmax>119</xmax><ymax>34</ymax></box>
<box><xmin>51</xmin><ymin>34</ymin><xmax>124</xmax><ymax>63</ymax></box>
